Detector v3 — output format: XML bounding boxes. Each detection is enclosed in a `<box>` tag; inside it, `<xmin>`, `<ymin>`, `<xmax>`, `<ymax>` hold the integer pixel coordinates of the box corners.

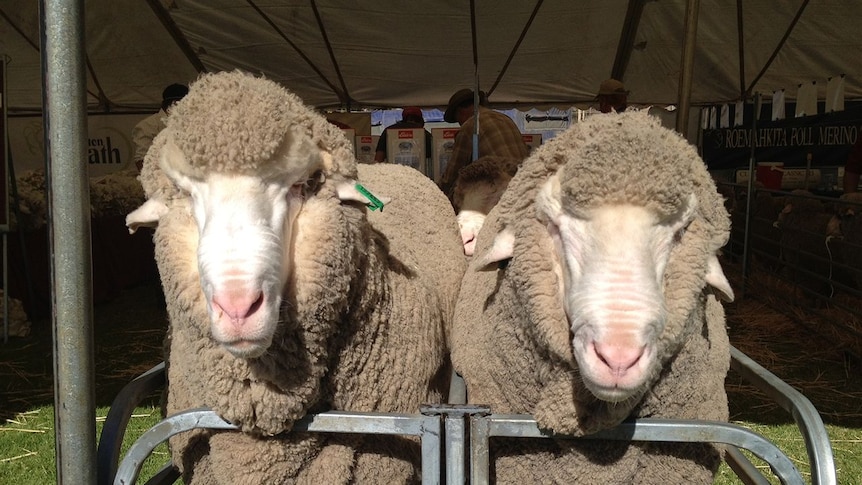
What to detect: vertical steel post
<box><xmin>40</xmin><ymin>0</ymin><xmax>97</xmax><ymax>482</ymax></box>
<box><xmin>2</xmin><ymin>57</ymin><xmax>8</xmax><ymax>343</ymax></box>
<box><xmin>675</xmin><ymin>0</ymin><xmax>700</xmax><ymax>135</ymax></box>
<box><xmin>740</xmin><ymin>93</ymin><xmax>760</xmax><ymax>298</ymax></box>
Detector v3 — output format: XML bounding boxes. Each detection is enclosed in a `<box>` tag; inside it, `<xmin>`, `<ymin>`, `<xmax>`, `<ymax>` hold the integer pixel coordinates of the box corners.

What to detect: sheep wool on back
<box><xmin>451</xmin><ymin>110</ymin><xmax>733</xmax><ymax>484</ymax></box>
<box><xmin>132</xmin><ymin>70</ymin><xmax>465</xmax><ymax>484</ymax></box>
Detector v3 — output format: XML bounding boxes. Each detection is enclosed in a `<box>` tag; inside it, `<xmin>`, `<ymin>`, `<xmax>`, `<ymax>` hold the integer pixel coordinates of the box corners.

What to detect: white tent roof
<box><xmin>2</xmin><ymin>0</ymin><xmax>861</xmax><ymax>113</ymax></box>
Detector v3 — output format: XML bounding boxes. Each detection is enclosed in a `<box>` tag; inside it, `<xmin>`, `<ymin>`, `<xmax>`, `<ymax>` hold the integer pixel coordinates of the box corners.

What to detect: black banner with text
<box><xmin>702</xmin><ymin>103</ymin><xmax>862</xmax><ymax>170</ymax></box>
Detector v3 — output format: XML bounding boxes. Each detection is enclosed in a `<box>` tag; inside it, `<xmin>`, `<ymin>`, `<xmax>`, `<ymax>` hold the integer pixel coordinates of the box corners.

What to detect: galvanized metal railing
<box><xmin>100</xmin><ymin>344</ymin><xmax>836</xmax><ymax>485</ymax></box>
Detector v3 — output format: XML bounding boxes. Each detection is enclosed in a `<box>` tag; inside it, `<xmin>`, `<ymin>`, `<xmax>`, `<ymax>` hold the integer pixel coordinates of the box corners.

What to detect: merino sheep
<box><xmin>450</xmin><ymin>111</ymin><xmax>735</xmax><ymax>484</ymax></box>
<box><xmin>126</xmin><ymin>71</ymin><xmax>466</xmax><ymax>484</ymax></box>
<box><xmin>775</xmin><ymin>190</ymin><xmax>845</xmax><ymax>303</ymax></box>
<box><xmin>833</xmin><ymin>192</ymin><xmax>862</xmax><ymax>289</ymax></box>
<box><xmin>451</xmin><ymin>156</ymin><xmax>519</xmax><ymax>256</ymax></box>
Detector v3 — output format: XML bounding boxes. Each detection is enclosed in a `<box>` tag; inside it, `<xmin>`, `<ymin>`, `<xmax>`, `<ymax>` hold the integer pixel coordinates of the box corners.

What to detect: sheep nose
<box><xmin>593</xmin><ymin>342</ymin><xmax>645</xmax><ymax>377</ymax></box>
<box><xmin>212</xmin><ymin>290</ymin><xmax>264</xmax><ymax>325</ymax></box>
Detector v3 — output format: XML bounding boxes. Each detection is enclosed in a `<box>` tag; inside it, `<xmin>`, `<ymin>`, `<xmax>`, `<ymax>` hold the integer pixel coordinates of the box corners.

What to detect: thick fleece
<box><xmin>451</xmin><ymin>111</ymin><xmax>732</xmax><ymax>484</ymax></box>
<box><xmin>452</xmin><ymin>156</ymin><xmax>520</xmax><ymax>255</ymax></box>
<box><xmin>451</xmin><ymin>155</ymin><xmax>520</xmax><ymax>212</ymax></box>
<box><xmin>139</xmin><ymin>71</ymin><xmax>465</xmax><ymax>484</ymax></box>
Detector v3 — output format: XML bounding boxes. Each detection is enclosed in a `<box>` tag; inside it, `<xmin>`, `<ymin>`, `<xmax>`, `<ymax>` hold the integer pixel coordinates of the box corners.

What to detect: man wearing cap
<box><xmin>596</xmin><ymin>78</ymin><xmax>629</xmax><ymax>113</ymax></box>
<box><xmin>374</xmin><ymin>106</ymin><xmax>433</xmax><ymax>163</ymax></box>
<box><xmin>439</xmin><ymin>88</ymin><xmax>529</xmax><ymax>199</ymax></box>
<box><xmin>131</xmin><ymin>83</ymin><xmax>189</xmax><ymax>171</ymax></box>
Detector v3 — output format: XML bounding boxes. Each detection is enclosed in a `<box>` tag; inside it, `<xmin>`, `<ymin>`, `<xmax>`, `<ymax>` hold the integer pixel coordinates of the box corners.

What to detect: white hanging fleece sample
<box><xmin>772</xmin><ymin>90</ymin><xmax>786</xmax><ymax>121</ymax></box>
<box><xmin>826</xmin><ymin>75</ymin><xmax>845</xmax><ymax>112</ymax></box>
<box><xmin>795</xmin><ymin>82</ymin><xmax>817</xmax><ymax>117</ymax></box>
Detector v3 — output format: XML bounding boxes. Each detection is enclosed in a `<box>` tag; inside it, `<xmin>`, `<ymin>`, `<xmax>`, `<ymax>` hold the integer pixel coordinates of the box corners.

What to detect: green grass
<box><xmin>0</xmin><ymin>404</ymin><xmax>170</xmax><ymax>484</ymax></box>
<box><xmin>714</xmin><ymin>422</ymin><xmax>862</xmax><ymax>484</ymax></box>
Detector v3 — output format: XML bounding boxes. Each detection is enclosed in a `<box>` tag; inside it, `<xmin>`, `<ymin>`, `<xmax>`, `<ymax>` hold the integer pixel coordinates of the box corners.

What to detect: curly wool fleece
<box><xmin>451</xmin><ymin>110</ymin><xmax>732</xmax><ymax>484</ymax></box>
<box><xmin>164</xmin><ymin>70</ymin><xmax>356</xmax><ymax>180</ymax></box>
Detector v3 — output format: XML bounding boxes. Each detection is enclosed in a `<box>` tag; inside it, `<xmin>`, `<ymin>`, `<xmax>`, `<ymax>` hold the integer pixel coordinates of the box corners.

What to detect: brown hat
<box><xmin>444</xmin><ymin>89</ymin><xmax>487</xmax><ymax>123</ymax></box>
<box><xmin>597</xmin><ymin>78</ymin><xmax>629</xmax><ymax>96</ymax></box>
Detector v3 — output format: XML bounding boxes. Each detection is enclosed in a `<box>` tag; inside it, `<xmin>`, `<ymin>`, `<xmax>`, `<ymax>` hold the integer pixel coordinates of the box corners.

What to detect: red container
<box><xmin>756</xmin><ymin>162</ymin><xmax>784</xmax><ymax>190</ymax></box>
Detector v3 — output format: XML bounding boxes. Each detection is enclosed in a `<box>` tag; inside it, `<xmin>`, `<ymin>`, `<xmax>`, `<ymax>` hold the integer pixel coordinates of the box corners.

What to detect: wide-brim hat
<box><xmin>444</xmin><ymin>88</ymin><xmax>475</xmax><ymax>123</ymax></box>
<box><xmin>596</xmin><ymin>78</ymin><xmax>629</xmax><ymax>97</ymax></box>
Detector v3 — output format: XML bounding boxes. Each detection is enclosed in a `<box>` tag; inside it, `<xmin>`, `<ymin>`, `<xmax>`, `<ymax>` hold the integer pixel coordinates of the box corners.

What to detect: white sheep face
<box><xmin>178</xmin><ymin>171</ymin><xmax>301</xmax><ymax>358</ymax></box>
<box><xmin>455</xmin><ymin>180</ymin><xmax>510</xmax><ymax>256</ymax></box>
<box><xmin>457</xmin><ymin>211</ymin><xmax>486</xmax><ymax>256</ymax></box>
<box><xmin>537</xmin><ymin>179</ymin><xmax>697</xmax><ymax>403</ymax></box>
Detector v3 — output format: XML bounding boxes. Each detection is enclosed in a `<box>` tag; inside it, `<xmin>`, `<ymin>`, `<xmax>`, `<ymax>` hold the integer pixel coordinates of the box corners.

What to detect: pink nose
<box><xmin>593</xmin><ymin>342</ymin><xmax>645</xmax><ymax>377</ymax></box>
<box><xmin>211</xmin><ymin>290</ymin><xmax>264</xmax><ymax>325</ymax></box>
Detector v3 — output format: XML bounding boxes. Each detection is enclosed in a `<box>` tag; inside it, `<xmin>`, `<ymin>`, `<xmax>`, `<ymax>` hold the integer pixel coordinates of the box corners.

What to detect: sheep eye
<box><xmin>301</xmin><ymin>170</ymin><xmax>325</xmax><ymax>195</ymax></box>
<box><xmin>673</xmin><ymin>220</ymin><xmax>692</xmax><ymax>244</ymax></box>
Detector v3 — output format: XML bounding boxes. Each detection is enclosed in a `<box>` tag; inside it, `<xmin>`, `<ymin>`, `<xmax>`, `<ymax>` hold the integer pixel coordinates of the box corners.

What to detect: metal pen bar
<box><xmin>730</xmin><ymin>346</ymin><xmax>837</xmax><ymax>485</ymax></box>
<box><xmin>471</xmin><ymin>415</ymin><xmax>805</xmax><ymax>485</ymax></box>
<box><xmin>422</xmin><ymin>404</ymin><xmax>491</xmax><ymax>485</ymax></box>
<box><xmin>97</xmin><ymin>363</ymin><xmax>167</xmax><ymax>485</ymax></box>
<box><xmin>725</xmin><ymin>445</ymin><xmax>774</xmax><ymax>485</ymax></box>
<box><xmin>114</xmin><ymin>409</ymin><xmax>444</xmax><ymax>485</ymax></box>
<box><xmin>114</xmin><ymin>409</ymin><xmax>238</xmax><ymax>485</ymax></box>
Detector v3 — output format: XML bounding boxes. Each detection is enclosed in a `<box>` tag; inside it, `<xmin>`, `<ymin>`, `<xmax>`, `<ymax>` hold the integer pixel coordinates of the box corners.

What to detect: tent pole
<box><xmin>740</xmin><ymin>93</ymin><xmax>760</xmax><ymax>299</ymax></box>
<box><xmin>40</xmin><ymin>0</ymin><xmax>97</xmax><ymax>483</ymax></box>
<box><xmin>675</xmin><ymin>0</ymin><xmax>700</xmax><ymax>135</ymax></box>
<box><xmin>470</xmin><ymin>0</ymin><xmax>480</xmax><ymax>162</ymax></box>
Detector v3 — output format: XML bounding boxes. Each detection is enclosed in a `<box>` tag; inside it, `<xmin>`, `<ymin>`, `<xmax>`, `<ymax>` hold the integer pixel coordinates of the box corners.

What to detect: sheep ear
<box><xmin>126</xmin><ymin>199</ymin><xmax>169</xmax><ymax>234</ymax></box>
<box><xmin>474</xmin><ymin>228</ymin><xmax>515</xmax><ymax>270</ymax></box>
<box><xmin>705</xmin><ymin>254</ymin><xmax>734</xmax><ymax>302</ymax></box>
<box><xmin>535</xmin><ymin>173</ymin><xmax>562</xmax><ymax>224</ymax></box>
<box><xmin>335</xmin><ymin>180</ymin><xmax>392</xmax><ymax>210</ymax></box>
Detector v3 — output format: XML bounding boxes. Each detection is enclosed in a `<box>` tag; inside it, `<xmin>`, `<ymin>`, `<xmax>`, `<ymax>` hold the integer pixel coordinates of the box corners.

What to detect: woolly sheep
<box><xmin>450</xmin><ymin>111</ymin><xmax>735</xmax><ymax>484</ymax></box>
<box><xmin>126</xmin><ymin>71</ymin><xmax>466</xmax><ymax>484</ymax></box>
<box><xmin>775</xmin><ymin>190</ymin><xmax>845</xmax><ymax>302</ymax></box>
<box><xmin>833</xmin><ymin>192</ymin><xmax>862</xmax><ymax>289</ymax></box>
<box><xmin>727</xmin><ymin>189</ymin><xmax>782</xmax><ymax>271</ymax></box>
<box><xmin>451</xmin><ymin>156</ymin><xmax>519</xmax><ymax>256</ymax></box>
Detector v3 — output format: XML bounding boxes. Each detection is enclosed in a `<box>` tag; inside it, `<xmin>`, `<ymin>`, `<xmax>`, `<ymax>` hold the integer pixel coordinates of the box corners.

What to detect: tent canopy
<box><xmin>2</xmin><ymin>0</ymin><xmax>861</xmax><ymax>114</ymax></box>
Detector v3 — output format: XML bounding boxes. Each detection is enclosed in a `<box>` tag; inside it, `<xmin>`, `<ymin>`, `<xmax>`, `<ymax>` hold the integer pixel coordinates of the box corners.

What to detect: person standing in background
<box><xmin>596</xmin><ymin>78</ymin><xmax>629</xmax><ymax>113</ymax></box>
<box><xmin>131</xmin><ymin>83</ymin><xmax>188</xmax><ymax>171</ymax></box>
<box><xmin>374</xmin><ymin>106</ymin><xmax>433</xmax><ymax>163</ymax></box>
<box><xmin>438</xmin><ymin>88</ymin><xmax>528</xmax><ymax>199</ymax></box>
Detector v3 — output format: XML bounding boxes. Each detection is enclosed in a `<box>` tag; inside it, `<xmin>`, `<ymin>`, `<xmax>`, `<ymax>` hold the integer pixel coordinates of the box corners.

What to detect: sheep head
<box><xmin>126</xmin><ymin>71</ymin><xmax>373</xmax><ymax>358</ymax></box>
<box><xmin>476</xmin><ymin>111</ymin><xmax>733</xmax><ymax>404</ymax></box>
<box><xmin>452</xmin><ymin>156</ymin><xmax>519</xmax><ymax>256</ymax></box>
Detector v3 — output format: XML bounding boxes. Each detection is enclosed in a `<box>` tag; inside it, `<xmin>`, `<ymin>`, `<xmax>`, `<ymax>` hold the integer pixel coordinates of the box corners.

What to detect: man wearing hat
<box><xmin>439</xmin><ymin>88</ymin><xmax>528</xmax><ymax>199</ymax></box>
<box><xmin>596</xmin><ymin>78</ymin><xmax>629</xmax><ymax>113</ymax></box>
<box><xmin>374</xmin><ymin>106</ymin><xmax>433</xmax><ymax>163</ymax></box>
<box><xmin>132</xmin><ymin>83</ymin><xmax>189</xmax><ymax>171</ymax></box>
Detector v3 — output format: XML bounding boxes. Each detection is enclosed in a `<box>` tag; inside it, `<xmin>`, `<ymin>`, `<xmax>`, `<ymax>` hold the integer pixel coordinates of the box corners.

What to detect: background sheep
<box><xmin>451</xmin><ymin>156</ymin><xmax>519</xmax><ymax>255</ymax></box>
<box><xmin>451</xmin><ymin>111</ymin><xmax>734</xmax><ymax>484</ymax></box>
<box><xmin>725</xmin><ymin>188</ymin><xmax>783</xmax><ymax>271</ymax></box>
<box><xmin>833</xmin><ymin>192</ymin><xmax>862</xmax><ymax>290</ymax></box>
<box><xmin>775</xmin><ymin>190</ymin><xmax>846</xmax><ymax>303</ymax></box>
<box><xmin>127</xmin><ymin>71</ymin><xmax>466</xmax><ymax>484</ymax></box>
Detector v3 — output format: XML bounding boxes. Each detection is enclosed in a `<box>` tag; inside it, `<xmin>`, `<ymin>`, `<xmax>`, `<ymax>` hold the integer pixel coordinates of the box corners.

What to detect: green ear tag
<box><xmin>355</xmin><ymin>183</ymin><xmax>385</xmax><ymax>211</ymax></box>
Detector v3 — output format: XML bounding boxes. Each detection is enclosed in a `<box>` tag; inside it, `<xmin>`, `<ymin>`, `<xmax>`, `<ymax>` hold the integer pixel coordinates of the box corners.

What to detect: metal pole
<box><xmin>675</xmin><ymin>0</ymin><xmax>700</xmax><ymax>135</ymax></box>
<box><xmin>740</xmin><ymin>93</ymin><xmax>760</xmax><ymax>299</ymax></box>
<box><xmin>40</xmin><ymin>0</ymin><xmax>97</xmax><ymax>483</ymax></box>
<box><xmin>2</xmin><ymin>57</ymin><xmax>8</xmax><ymax>343</ymax></box>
